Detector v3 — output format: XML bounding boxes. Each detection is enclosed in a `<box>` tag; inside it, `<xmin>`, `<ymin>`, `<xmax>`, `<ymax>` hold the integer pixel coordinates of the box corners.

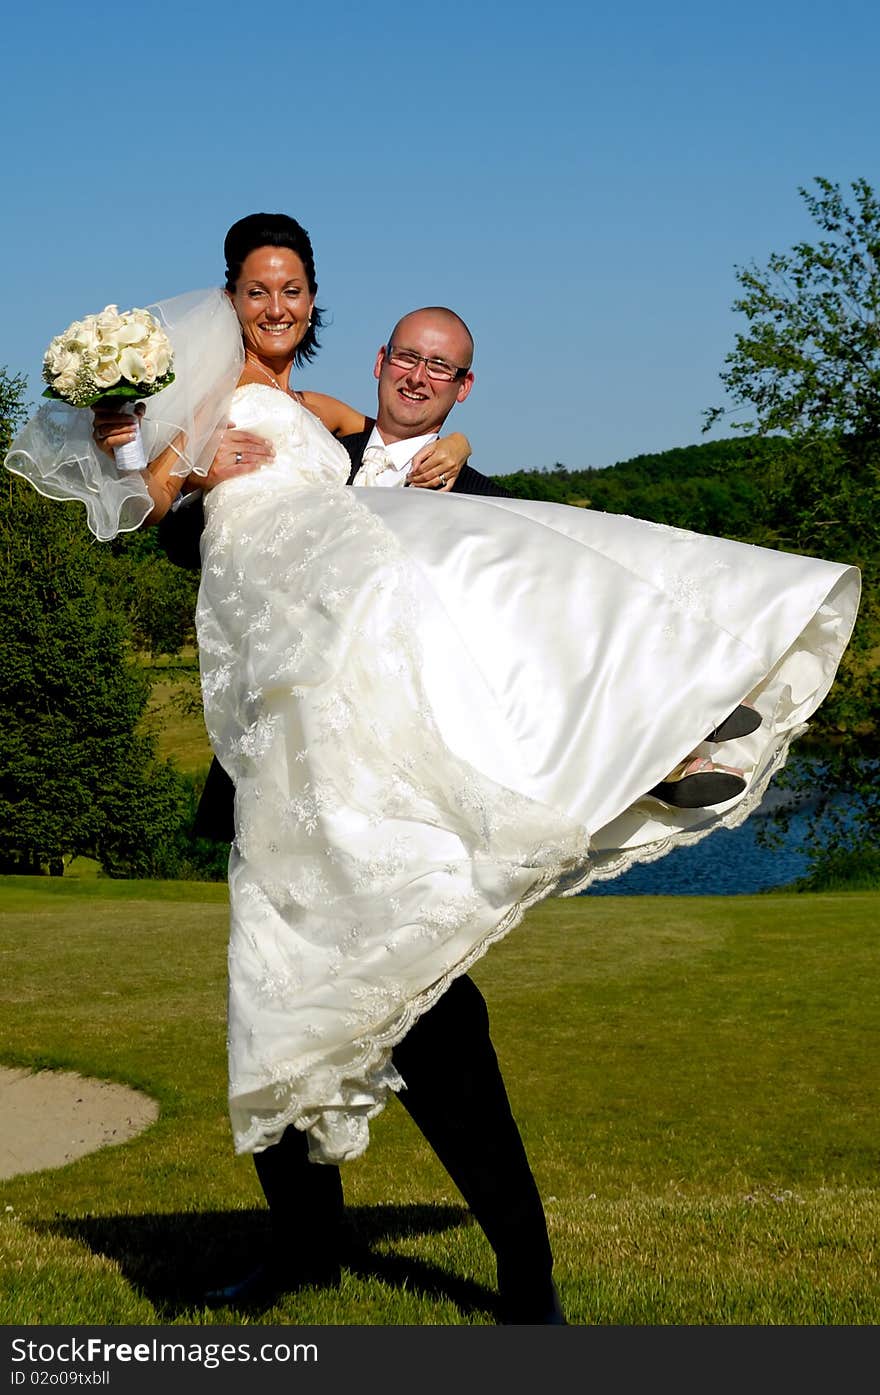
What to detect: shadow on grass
<box><xmin>41</xmin><ymin>1203</ymin><xmax>497</xmax><ymax>1320</ymax></box>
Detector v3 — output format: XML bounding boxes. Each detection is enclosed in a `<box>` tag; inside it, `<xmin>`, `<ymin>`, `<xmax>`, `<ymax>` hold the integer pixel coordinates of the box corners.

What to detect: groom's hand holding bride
<box><xmin>404</xmin><ymin>434</ymin><xmax>469</xmax><ymax>490</ymax></box>
<box><xmin>184</xmin><ymin>420</ymin><xmax>275</xmax><ymax>491</ymax></box>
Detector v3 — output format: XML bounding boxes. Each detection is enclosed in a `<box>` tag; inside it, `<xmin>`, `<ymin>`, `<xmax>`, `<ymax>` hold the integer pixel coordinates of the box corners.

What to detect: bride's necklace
<box><xmin>245</xmin><ymin>354</ymin><xmax>288</xmax><ymax>393</ymax></box>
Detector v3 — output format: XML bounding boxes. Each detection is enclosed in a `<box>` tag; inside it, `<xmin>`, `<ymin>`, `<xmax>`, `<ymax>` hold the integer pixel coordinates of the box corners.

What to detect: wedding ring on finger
<box><xmin>234</xmin><ymin>451</ymin><xmax>243</xmax><ymax>464</ymax></box>
<box><xmin>438</xmin><ymin>473</ymin><xmax>448</xmax><ymax>487</ymax></box>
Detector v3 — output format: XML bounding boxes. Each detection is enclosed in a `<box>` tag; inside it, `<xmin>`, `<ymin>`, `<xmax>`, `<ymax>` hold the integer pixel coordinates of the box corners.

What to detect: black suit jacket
<box><xmin>161</xmin><ymin>425</ymin><xmax>512</xmax><ymax>839</ymax></box>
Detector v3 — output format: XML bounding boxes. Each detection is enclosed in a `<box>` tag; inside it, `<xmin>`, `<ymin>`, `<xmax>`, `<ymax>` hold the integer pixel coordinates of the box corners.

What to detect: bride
<box><xmin>5</xmin><ymin>216</ymin><xmax>861</xmax><ymax>1168</ymax></box>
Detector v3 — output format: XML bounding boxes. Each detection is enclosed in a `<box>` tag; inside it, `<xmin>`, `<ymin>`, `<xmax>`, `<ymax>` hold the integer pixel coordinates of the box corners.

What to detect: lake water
<box><xmin>584</xmin><ymin>788</ymin><xmax>818</xmax><ymax>897</ymax></box>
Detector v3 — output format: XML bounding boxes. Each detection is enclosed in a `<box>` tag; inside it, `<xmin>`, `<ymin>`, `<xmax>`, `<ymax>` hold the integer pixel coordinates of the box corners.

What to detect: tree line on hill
<box><xmin>499</xmin><ymin>437</ymin><xmax>780</xmax><ymax>536</ymax></box>
<box><xmin>1</xmin><ymin>178</ymin><xmax>877</xmax><ymax>880</ymax></box>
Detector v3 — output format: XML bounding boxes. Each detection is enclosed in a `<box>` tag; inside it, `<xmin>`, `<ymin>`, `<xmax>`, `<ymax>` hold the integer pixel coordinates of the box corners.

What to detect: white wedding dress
<box><xmin>193</xmin><ymin>384</ymin><xmax>859</xmax><ymax>1164</ymax></box>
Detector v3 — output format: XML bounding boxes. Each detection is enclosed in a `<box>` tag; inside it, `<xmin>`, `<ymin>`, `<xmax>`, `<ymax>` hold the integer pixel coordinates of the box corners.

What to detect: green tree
<box><xmin>705</xmin><ymin>178</ymin><xmax>880</xmax><ymax>441</ymax></box>
<box><xmin>704</xmin><ymin>180</ymin><xmax>880</xmax><ymax>876</ymax></box>
<box><xmin>0</xmin><ymin>368</ymin><xmax>27</xmax><ymax>459</ymax></box>
<box><xmin>705</xmin><ymin>177</ymin><xmax>880</xmax><ymax>561</ymax></box>
<box><xmin>0</xmin><ymin>368</ymin><xmax>190</xmax><ymax>876</ymax></box>
<box><xmin>101</xmin><ymin>526</ymin><xmax>198</xmax><ymax>657</ymax></box>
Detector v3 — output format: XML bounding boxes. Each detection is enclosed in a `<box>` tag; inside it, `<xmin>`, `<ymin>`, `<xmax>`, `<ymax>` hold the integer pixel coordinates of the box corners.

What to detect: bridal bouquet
<box><xmin>42</xmin><ymin>305</ymin><xmax>175</xmax><ymax>471</ymax></box>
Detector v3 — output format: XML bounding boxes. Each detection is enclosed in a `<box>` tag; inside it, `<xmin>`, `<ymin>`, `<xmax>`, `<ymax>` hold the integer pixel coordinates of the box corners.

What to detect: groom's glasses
<box><xmin>385</xmin><ymin>345</ymin><xmax>470</xmax><ymax>382</ymax></box>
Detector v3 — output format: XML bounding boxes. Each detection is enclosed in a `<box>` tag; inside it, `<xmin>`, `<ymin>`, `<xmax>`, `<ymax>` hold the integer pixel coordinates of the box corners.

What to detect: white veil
<box><xmin>4</xmin><ymin>289</ymin><xmax>244</xmax><ymax>542</ymax></box>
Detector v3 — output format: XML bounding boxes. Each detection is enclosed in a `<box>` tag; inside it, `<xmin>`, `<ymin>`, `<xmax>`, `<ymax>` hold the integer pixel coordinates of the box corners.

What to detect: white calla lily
<box><xmin>119</xmin><ymin>347</ymin><xmax>147</xmax><ymax>381</ymax></box>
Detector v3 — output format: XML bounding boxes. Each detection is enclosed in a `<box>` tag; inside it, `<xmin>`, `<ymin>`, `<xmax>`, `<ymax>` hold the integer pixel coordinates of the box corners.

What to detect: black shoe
<box><xmin>203</xmin><ymin>1253</ymin><xmax>341</xmax><ymax>1308</ymax></box>
<box><xmin>706</xmin><ymin>703</ymin><xmax>762</xmax><ymax>743</ymax></box>
<box><xmin>648</xmin><ymin>757</ymin><xmax>746</xmax><ymax>809</ymax></box>
<box><xmin>499</xmin><ymin>1279</ymin><xmax>567</xmax><ymax>1325</ymax></box>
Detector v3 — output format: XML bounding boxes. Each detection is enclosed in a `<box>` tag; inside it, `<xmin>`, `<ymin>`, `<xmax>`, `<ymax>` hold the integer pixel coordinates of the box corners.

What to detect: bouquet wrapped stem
<box><xmin>110</xmin><ymin>402</ymin><xmax>147</xmax><ymax>472</ymax></box>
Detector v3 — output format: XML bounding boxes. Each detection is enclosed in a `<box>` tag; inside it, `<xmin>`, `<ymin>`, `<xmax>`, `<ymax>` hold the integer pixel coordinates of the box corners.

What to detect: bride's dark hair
<box><xmin>224</xmin><ymin>212</ymin><xmax>324</xmax><ymax>366</ymax></box>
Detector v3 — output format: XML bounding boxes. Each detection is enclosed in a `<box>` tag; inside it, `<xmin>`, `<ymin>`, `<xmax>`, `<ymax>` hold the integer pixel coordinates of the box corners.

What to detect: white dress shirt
<box><xmin>351</xmin><ymin>427</ymin><xmax>439</xmax><ymax>487</ymax></box>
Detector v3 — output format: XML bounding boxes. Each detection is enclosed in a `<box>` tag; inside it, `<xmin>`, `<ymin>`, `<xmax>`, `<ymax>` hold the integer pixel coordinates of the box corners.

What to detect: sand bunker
<box><xmin>0</xmin><ymin>1067</ymin><xmax>159</xmax><ymax>1179</ymax></box>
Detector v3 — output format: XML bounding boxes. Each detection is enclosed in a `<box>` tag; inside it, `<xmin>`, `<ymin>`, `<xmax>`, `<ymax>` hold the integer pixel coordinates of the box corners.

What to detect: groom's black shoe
<box><xmin>647</xmin><ymin>761</ymin><xmax>746</xmax><ymax>808</ymax></box>
<box><xmin>498</xmin><ymin>1278</ymin><xmax>567</xmax><ymax>1325</ymax></box>
<box><xmin>706</xmin><ymin>702</ymin><xmax>762</xmax><ymax>743</ymax></box>
<box><xmin>203</xmin><ymin>1251</ymin><xmax>341</xmax><ymax>1309</ymax></box>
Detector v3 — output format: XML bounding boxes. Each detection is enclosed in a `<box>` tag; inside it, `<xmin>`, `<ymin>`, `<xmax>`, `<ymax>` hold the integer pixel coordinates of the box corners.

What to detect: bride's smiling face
<box><xmin>229</xmin><ymin>247</ymin><xmax>316</xmax><ymax>362</ymax></box>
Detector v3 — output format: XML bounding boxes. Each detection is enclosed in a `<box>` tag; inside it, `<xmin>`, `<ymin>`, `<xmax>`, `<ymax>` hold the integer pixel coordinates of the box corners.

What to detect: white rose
<box><xmin>135</xmin><ymin>350</ymin><xmax>158</xmax><ymax>384</ymax></box>
<box><xmin>97</xmin><ymin>312</ymin><xmax>133</xmax><ymax>354</ymax></box>
<box><xmin>128</xmin><ymin>309</ymin><xmax>159</xmax><ymax>342</ymax></box>
<box><xmin>46</xmin><ymin>347</ymin><xmax>79</xmax><ymax>379</ymax></box>
<box><xmin>68</xmin><ymin>322</ymin><xmax>100</xmax><ymax>354</ymax></box>
<box><xmin>53</xmin><ymin>368</ymin><xmax>79</xmax><ymax>398</ymax></box>
<box><xmin>145</xmin><ymin>333</ymin><xmax>172</xmax><ymax>375</ymax></box>
<box><xmin>92</xmin><ymin>359</ymin><xmax>123</xmax><ymax>388</ymax></box>
<box><xmin>94</xmin><ymin>306</ymin><xmax>122</xmax><ymax>329</ymax></box>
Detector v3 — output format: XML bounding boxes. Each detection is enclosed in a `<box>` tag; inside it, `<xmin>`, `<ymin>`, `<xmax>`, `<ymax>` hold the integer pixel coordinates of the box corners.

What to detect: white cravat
<box><xmin>351</xmin><ymin>429</ymin><xmax>439</xmax><ymax>488</ymax></box>
<box><xmin>354</xmin><ymin>444</ymin><xmax>399</xmax><ymax>487</ymax></box>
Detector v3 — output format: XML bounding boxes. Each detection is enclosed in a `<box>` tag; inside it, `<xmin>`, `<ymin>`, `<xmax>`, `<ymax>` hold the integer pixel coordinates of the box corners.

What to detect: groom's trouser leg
<box><xmin>253</xmin><ymin>1125</ymin><xmax>344</xmax><ymax>1266</ymax></box>
<box><xmin>251</xmin><ymin>975</ymin><xmax>552</xmax><ymax>1290</ymax></box>
<box><xmin>391</xmin><ymin>975</ymin><xmax>554</xmax><ymax>1293</ymax></box>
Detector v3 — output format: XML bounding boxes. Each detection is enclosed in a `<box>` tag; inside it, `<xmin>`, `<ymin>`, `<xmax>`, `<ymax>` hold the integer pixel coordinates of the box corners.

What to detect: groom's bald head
<box><xmin>373</xmin><ymin>307</ymin><xmax>475</xmax><ymax>443</ymax></box>
<box><xmin>386</xmin><ymin>308</ymin><xmax>474</xmax><ymax>368</ymax></box>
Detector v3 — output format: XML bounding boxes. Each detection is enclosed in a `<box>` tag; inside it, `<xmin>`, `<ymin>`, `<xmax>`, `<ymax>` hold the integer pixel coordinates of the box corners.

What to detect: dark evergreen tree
<box><xmin>0</xmin><ymin>367</ymin><xmax>189</xmax><ymax>876</ymax></box>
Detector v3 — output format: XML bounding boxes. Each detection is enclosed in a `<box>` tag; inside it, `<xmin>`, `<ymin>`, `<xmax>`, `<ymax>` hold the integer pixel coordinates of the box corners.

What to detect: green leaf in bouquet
<box><xmin>42</xmin><ymin>370</ymin><xmax>176</xmax><ymax>411</ymax></box>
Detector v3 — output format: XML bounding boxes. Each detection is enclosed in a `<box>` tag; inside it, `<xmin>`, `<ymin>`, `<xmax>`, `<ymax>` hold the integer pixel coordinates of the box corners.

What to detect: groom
<box><xmin>154</xmin><ymin>307</ymin><xmax>565</xmax><ymax>1325</ymax></box>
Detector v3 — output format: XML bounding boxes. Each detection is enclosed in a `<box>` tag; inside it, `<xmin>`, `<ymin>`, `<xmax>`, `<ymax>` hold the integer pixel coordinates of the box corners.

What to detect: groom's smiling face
<box><xmin>373</xmin><ymin>309</ymin><xmax>474</xmax><ymax>443</ymax></box>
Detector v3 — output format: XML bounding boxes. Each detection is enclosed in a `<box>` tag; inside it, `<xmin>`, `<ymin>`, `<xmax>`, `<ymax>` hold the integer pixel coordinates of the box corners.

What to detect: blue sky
<box><xmin>3</xmin><ymin>0</ymin><xmax>878</xmax><ymax>473</ymax></box>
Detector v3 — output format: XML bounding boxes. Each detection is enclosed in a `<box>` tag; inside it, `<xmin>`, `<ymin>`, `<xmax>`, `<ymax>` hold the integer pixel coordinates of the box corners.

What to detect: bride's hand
<box><xmin>407</xmin><ymin>433</ymin><xmax>471</xmax><ymax>491</ymax></box>
<box><xmin>92</xmin><ymin>402</ymin><xmax>144</xmax><ymax>458</ymax></box>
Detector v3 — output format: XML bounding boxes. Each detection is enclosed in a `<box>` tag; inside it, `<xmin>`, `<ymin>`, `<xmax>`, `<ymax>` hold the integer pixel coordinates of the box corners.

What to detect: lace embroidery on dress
<box><xmin>199</xmin><ymin>389</ymin><xmax>593</xmax><ymax>1161</ymax></box>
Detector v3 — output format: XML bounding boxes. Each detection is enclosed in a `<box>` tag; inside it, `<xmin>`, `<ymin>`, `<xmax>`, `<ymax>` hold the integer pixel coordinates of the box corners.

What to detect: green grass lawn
<box><xmin>1</xmin><ymin>878</ymin><xmax>877</xmax><ymax>1325</ymax></box>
